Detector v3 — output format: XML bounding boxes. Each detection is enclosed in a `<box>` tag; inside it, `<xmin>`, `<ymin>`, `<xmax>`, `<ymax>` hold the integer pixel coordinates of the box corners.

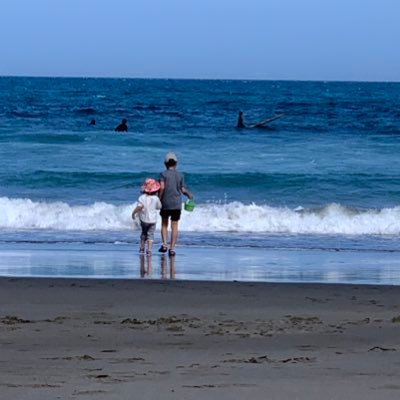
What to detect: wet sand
<box><xmin>1</xmin><ymin>277</ymin><xmax>400</xmax><ymax>399</ymax></box>
<box><xmin>1</xmin><ymin>243</ymin><xmax>400</xmax><ymax>285</ymax></box>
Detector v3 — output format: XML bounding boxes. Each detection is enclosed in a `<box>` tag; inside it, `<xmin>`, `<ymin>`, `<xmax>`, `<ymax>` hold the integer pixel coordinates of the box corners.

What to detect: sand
<box><xmin>2</xmin><ymin>244</ymin><xmax>400</xmax><ymax>285</ymax></box>
<box><xmin>1</xmin><ymin>277</ymin><xmax>400</xmax><ymax>399</ymax></box>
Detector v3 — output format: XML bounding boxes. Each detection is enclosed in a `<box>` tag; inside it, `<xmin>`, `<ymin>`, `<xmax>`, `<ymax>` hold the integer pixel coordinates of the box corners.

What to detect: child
<box><xmin>132</xmin><ymin>178</ymin><xmax>162</xmax><ymax>255</ymax></box>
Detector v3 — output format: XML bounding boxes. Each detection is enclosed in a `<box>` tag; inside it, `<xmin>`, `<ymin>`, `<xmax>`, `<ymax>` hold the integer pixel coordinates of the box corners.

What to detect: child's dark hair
<box><xmin>165</xmin><ymin>159</ymin><xmax>177</xmax><ymax>168</ymax></box>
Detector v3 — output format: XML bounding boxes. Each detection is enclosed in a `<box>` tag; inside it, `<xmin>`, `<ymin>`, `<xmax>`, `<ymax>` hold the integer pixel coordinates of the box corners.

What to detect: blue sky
<box><xmin>1</xmin><ymin>0</ymin><xmax>399</xmax><ymax>81</ymax></box>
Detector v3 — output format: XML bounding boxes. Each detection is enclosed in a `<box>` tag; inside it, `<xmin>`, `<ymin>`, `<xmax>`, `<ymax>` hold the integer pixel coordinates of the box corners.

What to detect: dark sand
<box><xmin>1</xmin><ymin>277</ymin><xmax>400</xmax><ymax>399</ymax></box>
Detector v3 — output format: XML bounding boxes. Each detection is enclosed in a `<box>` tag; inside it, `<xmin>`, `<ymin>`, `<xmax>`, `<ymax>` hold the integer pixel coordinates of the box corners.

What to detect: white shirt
<box><xmin>137</xmin><ymin>194</ymin><xmax>162</xmax><ymax>223</ymax></box>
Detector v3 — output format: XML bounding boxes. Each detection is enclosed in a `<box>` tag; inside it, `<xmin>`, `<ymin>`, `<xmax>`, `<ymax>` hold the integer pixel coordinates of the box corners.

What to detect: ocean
<box><xmin>1</xmin><ymin>77</ymin><xmax>400</xmax><ymax>283</ymax></box>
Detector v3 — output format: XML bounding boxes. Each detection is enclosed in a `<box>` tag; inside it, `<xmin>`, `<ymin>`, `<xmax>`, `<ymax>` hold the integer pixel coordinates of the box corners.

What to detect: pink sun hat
<box><xmin>141</xmin><ymin>178</ymin><xmax>161</xmax><ymax>194</ymax></box>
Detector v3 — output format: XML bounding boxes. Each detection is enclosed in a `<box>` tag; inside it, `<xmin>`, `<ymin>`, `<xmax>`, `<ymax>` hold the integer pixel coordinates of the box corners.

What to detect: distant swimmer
<box><xmin>115</xmin><ymin>118</ymin><xmax>128</xmax><ymax>132</ymax></box>
<box><xmin>89</xmin><ymin>119</ymin><xmax>96</xmax><ymax>126</ymax></box>
<box><xmin>236</xmin><ymin>111</ymin><xmax>245</xmax><ymax>128</ymax></box>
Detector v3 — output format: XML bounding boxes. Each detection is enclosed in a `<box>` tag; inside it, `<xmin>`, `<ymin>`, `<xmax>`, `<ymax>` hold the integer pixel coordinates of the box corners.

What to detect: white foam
<box><xmin>0</xmin><ymin>197</ymin><xmax>135</xmax><ymax>231</ymax></box>
<box><xmin>180</xmin><ymin>202</ymin><xmax>400</xmax><ymax>235</ymax></box>
<box><xmin>1</xmin><ymin>197</ymin><xmax>400</xmax><ymax>235</ymax></box>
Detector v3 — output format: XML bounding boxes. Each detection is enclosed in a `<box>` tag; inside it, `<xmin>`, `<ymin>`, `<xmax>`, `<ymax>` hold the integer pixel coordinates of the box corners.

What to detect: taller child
<box><xmin>159</xmin><ymin>152</ymin><xmax>193</xmax><ymax>256</ymax></box>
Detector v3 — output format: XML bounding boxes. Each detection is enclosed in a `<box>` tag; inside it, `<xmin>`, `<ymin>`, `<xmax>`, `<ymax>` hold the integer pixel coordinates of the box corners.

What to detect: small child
<box><xmin>132</xmin><ymin>178</ymin><xmax>162</xmax><ymax>255</ymax></box>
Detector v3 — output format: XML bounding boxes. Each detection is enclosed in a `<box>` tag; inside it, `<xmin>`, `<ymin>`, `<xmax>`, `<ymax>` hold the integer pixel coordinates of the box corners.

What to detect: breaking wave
<box><xmin>1</xmin><ymin>197</ymin><xmax>400</xmax><ymax>235</ymax></box>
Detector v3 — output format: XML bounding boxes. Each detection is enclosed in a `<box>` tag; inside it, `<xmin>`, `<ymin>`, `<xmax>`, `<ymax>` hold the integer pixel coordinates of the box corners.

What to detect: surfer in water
<box><xmin>115</xmin><ymin>118</ymin><xmax>128</xmax><ymax>132</ymax></box>
<box><xmin>236</xmin><ymin>111</ymin><xmax>245</xmax><ymax>128</ymax></box>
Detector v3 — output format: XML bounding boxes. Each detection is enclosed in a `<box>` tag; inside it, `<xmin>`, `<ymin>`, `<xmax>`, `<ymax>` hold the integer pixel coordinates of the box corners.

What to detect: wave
<box><xmin>132</xmin><ymin>104</ymin><xmax>162</xmax><ymax>111</ymax></box>
<box><xmin>1</xmin><ymin>197</ymin><xmax>400</xmax><ymax>235</ymax></box>
<box><xmin>0</xmin><ymin>197</ymin><xmax>132</xmax><ymax>231</ymax></box>
<box><xmin>0</xmin><ymin>171</ymin><xmax>139</xmax><ymax>187</ymax></box>
<box><xmin>74</xmin><ymin>107</ymin><xmax>97</xmax><ymax>114</ymax></box>
<box><xmin>3</xmin><ymin>170</ymin><xmax>399</xmax><ymax>191</ymax></box>
<box><xmin>10</xmin><ymin>110</ymin><xmax>48</xmax><ymax>118</ymax></box>
<box><xmin>9</xmin><ymin>134</ymin><xmax>87</xmax><ymax>145</ymax></box>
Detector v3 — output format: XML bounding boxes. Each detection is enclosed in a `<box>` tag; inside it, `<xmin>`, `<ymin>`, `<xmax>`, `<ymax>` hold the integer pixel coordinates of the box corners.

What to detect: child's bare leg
<box><xmin>147</xmin><ymin>240</ymin><xmax>153</xmax><ymax>254</ymax></box>
<box><xmin>139</xmin><ymin>239</ymin><xmax>145</xmax><ymax>252</ymax></box>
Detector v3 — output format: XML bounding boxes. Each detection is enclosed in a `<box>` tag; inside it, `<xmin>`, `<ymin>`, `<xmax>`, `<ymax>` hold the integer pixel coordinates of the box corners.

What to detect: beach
<box><xmin>1</xmin><ymin>277</ymin><xmax>400</xmax><ymax>399</ymax></box>
<box><xmin>1</xmin><ymin>77</ymin><xmax>400</xmax><ymax>399</ymax></box>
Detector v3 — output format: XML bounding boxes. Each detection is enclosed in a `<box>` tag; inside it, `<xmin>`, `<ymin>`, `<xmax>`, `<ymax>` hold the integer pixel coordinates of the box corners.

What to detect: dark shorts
<box><xmin>160</xmin><ymin>209</ymin><xmax>181</xmax><ymax>222</ymax></box>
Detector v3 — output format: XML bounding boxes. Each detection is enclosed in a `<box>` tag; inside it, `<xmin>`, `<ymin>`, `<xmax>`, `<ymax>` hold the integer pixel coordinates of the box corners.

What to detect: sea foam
<box><xmin>0</xmin><ymin>197</ymin><xmax>399</xmax><ymax>235</ymax></box>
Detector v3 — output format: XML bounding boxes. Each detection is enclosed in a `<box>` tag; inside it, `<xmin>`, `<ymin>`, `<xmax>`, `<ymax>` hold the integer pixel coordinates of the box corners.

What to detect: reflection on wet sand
<box><xmin>139</xmin><ymin>254</ymin><xmax>175</xmax><ymax>279</ymax></box>
<box><xmin>161</xmin><ymin>255</ymin><xmax>175</xmax><ymax>279</ymax></box>
<box><xmin>139</xmin><ymin>254</ymin><xmax>153</xmax><ymax>277</ymax></box>
<box><xmin>7</xmin><ymin>244</ymin><xmax>400</xmax><ymax>284</ymax></box>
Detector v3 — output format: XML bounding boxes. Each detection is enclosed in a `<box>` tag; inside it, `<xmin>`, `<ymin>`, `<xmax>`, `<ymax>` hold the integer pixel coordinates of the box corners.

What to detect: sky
<box><xmin>1</xmin><ymin>0</ymin><xmax>400</xmax><ymax>81</ymax></box>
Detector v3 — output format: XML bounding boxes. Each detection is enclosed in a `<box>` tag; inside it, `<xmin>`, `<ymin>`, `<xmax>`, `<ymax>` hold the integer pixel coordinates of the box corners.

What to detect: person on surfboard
<box><xmin>236</xmin><ymin>111</ymin><xmax>284</xmax><ymax>129</ymax></box>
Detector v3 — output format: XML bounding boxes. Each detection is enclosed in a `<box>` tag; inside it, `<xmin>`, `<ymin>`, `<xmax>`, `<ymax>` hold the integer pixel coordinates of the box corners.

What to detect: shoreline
<box><xmin>1</xmin><ymin>243</ymin><xmax>400</xmax><ymax>285</ymax></box>
<box><xmin>1</xmin><ymin>277</ymin><xmax>400</xmax><ymax>399</ymax></box>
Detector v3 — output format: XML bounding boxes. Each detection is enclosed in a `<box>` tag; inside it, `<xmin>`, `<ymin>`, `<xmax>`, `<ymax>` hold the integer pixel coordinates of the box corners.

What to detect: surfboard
<box><xmin>248</xmin><ymin>114</ymin><xmax>284</xmax><ymax>128</ymax></box>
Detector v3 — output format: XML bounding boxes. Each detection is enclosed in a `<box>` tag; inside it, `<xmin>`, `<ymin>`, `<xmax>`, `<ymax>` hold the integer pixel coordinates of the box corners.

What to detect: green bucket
<box><xmin>184</xmin><ymin>199</ymin><xmax>195</xmax><ymax>212</ymax></box>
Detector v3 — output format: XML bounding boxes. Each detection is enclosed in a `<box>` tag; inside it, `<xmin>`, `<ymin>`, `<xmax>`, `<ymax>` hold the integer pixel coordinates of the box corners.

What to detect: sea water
<box><xmin>1</xmin><ymin>77</ymin><xmax>400</xmax><ymax>283</ymax></box>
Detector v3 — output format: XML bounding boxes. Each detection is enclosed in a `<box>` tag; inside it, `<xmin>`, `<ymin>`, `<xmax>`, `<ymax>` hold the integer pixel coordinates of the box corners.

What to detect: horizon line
<box><xmin>1</xmin><ymin>74</ymin><xmax>399</xmax><ymax>84</ymax></box>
